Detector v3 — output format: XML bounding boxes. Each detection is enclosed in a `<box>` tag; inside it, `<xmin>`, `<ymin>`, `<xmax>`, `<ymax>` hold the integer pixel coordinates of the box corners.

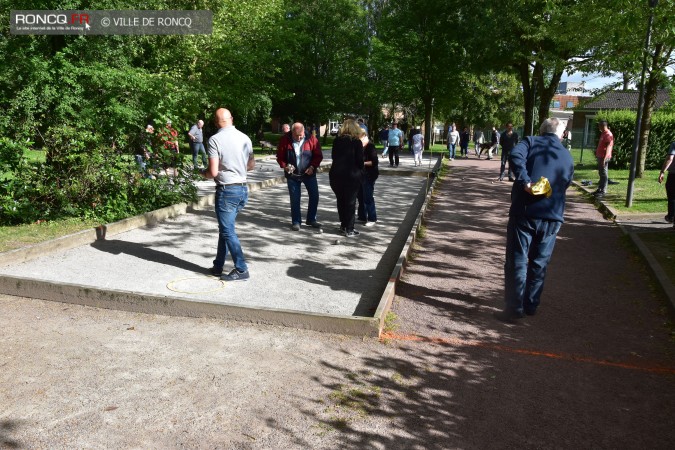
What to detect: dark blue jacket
<box><xmin>509</xmin><ymin>133</ymin><xmax>574</xmax><ymax>222</ymax></box>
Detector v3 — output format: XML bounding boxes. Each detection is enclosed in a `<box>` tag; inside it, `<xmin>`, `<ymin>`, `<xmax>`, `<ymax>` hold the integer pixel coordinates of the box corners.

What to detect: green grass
<box><xmin>637</xmin><ymin>232</ymin><xmax>675</xmax><ymax>289</ymax></box>
<box><xmin>24</xmin><ymin>149</ymin><xmax>46</xmax><ymax>163</ymax></box>
<box><xmin>0</xmin><ymin>218</ymin><xmax>99</xmax><ymax>253</ymax></box>
<box><xmin>569</xmin><ymin>148</ymin><xmax>666</xmax><ymax>214</ymax></box>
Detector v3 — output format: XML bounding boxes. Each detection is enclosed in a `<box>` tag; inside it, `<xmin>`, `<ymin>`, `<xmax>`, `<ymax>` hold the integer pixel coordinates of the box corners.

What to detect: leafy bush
<box><xmin>0</xmin><ymin>126</ymin><xmax>197</xmax><ymax>226</ymax></box>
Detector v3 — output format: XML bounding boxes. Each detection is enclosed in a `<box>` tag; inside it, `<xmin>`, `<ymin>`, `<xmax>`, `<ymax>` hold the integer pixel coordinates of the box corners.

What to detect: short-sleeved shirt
<box><xmin>207</xmin><ymin>125</ymin><xmax>253</xmax><ymax>186</ymax></box>
<box><xmin>412</xmin><ymin>133</ymin><xmax>423</xmax><ymax>151</ymax></box>
<box><xmin>189</xmin><ymin>124</ymin><xmax>203</xmax><ymax>143</ymax></box>
<box><xmin>596</xmin><ymin>129</ymin><xmax>614</xmax><ymax>159</ymax></box>
<box><xmin>388</xmin><ymin>128</ymin><xmax>403</xmax><ymax>146</ymax></box>
<box><xmin>667</xmin><ymin>142</ymin><xmax>675</xmax><ymax>174</ymax></box>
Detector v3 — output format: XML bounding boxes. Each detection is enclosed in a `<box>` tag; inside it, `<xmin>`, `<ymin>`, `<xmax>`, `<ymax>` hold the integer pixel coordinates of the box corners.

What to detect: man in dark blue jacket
<box><xmin>496</xmin><ymin>117</ymin><xmax>574</xmax><ymax>323</ymax></box>
<box><xmin>276</xmin><ymin>122</ymin><xmax>323</xmax><ymax>231</ymax></box>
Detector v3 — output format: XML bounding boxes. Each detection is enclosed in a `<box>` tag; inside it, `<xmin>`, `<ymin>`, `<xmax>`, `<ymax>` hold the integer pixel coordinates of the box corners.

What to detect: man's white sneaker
<box><xmin>365</xmin><ymin>221</ymin><xmax>376</xmax><ymax>227</ymax></box>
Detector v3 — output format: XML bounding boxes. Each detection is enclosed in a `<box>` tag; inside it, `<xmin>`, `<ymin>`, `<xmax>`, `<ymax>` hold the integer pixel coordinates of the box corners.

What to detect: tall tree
<box><xmin>374</xmin><ymin>0</ymin><xmax>465</xmax><ymax>149</ymax></box>
<box><xmin>270</xmin><ymin>0</ymin><xmax>369</xmax><ymax>131</ymax></box>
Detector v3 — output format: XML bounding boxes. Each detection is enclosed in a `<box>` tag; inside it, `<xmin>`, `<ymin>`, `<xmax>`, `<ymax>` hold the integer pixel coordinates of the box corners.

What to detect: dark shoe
<box><xmin>498</xmin><ymin>177</ymin><xmax>503</xmax><ymax>182</ymax></box>
<box><xmin>306</xmin><ymin>221</ymin><xmax>322</xmax><ymax>228</ymax></box>
<box><xmin>344</xmin><ymin>229</ymin><xmax>360</xmax><ymax>237</ymax></box>
<box><xmin>508</xmin><ymin>178</ymin><xmax>515</xmax><ymax>182</ymax></box>
<box><xmin>593</xmin><ymin>191</ymin><xmax>605</xmax><ymax>198</ymax></box>
<box><xmin>291</xmin><ymin>223</ymin><xmax>301</xmax><ymax>231</ymax></box>
<box><xmin>665</xmin><ymin>215</ymin><xmax>673</xmax><ymax>223</ymax></box>
<box><xmin>209</xmin><ymin>266</ymin><xmax>223</xmax><ymax>277</ymax></box>
<box><xmin>221</xmin><ymin>269</ymin><xmax>250</xmax><ymax>281</ymax></box>
<box><xmin>607</xmin><ymin>179</ymin><xmax>620</xmax><ymax>185</ymax></box>
<box><xmin>524</xmin><ymin>308</ymin><xmax>537</xmax><ymax>316</ymax></box>
<box><xmin>493</xmin><ymin>309</ymin><xmax>524</xmax><ymax>323</ymax></box>
<box><xmin>356</xmin><ymin>218</ymin><xmax>367</xmax><ymax>224</ymax></box>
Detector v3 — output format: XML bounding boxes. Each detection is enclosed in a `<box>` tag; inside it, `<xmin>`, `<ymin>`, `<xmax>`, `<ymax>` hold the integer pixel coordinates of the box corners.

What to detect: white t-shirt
<box><xmin>449</xmin><ymin>130</ymin><xmax>460</xmax><ymax>145</ymax></box>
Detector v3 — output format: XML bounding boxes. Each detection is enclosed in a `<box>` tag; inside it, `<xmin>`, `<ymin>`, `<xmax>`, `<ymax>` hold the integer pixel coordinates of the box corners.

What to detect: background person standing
<box><xmin>460</xmin><ymin>126</ymin><xmax>470</xmax><ymax>159</ymax></box>
<box><xmin>357</xmin><ymin>128</ymin><xmax>379</xmax><ymax>226</ymax></box>
<box><xmin>387</xmin><ymin>122</ymin><xmax>403</xmax><ymax>167</ymax></box>
<box><xmin>447</xmin><ymin>124</ymin><xmax>460</xmax><ymax>161</ymax></box>
<box><xmin>499</xmin><ymin>122</ymin><xmax>519</xmax><ymax>181</ymax></box>
<box><xmin>330</xmin><ymin>119</ymin><xmax>365</xmax><ymax>237</ymax></box>
<box><xmin>379</xmin><ymin>125</ymin><xmax>389</xmax><ymax>158</ymax></box>
<box><xmin>473</xmin><ymin>128</ymin><xmax>484</xmax><ymax>157</ymax></box>
<box><xmin>188</xmin><ymin>119</ymin><xmax>207</xmax><ymax>169</ymax></box>
<box><xmin>593</xmin><ymin>120</ymin><xmax>614</xmax><ymax>198</ymax></box>
<box><xmin>276</xmin><ymin>122</ymin><xmax>323</xmax><ymax>231</ymax></box>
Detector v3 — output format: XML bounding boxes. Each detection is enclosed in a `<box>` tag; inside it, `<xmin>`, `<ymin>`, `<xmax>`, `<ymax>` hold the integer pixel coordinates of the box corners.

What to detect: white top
<box><xmin>449</xmin><ymin>130</ymin><xmax>460</xmax><ymax>145</ymax></box>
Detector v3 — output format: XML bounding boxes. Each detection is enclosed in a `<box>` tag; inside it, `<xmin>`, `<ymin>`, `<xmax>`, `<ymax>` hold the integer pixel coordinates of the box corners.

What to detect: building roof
<box><xmin>579</xmin><ymin>90</ymin><xmax>670</xmax><ymax>111</ymax></box>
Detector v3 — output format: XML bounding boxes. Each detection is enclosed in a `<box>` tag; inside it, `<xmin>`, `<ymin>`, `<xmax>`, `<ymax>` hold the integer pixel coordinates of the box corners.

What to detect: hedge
<box><xmin>596</xmin><ymin>110</ymin><xmax>675</xmax><ymax>169</ymax></box>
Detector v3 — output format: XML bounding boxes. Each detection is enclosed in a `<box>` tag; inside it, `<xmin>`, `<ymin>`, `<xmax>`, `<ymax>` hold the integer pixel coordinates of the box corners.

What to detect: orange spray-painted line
<box><xmin>380</xmin><ymin>332</ymin><xmax>675</xmax><ymax>375</ymax></box>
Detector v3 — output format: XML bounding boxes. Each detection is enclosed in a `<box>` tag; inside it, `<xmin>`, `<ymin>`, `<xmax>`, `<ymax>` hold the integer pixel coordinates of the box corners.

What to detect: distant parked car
<box><xmin>330</xmin><ymin>125</ymin><xmax>339</xmax><ymax>136</ymax></box>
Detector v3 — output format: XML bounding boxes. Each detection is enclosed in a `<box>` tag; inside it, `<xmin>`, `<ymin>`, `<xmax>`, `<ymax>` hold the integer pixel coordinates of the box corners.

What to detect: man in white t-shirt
<box><xmin>447</xmin><ymin>124</ymin><xmax>460</xmax><ymax>160</ymax></box>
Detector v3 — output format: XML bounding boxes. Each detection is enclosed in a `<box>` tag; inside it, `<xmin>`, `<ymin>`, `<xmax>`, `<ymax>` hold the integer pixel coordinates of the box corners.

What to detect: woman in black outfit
<box><xmin>357</xmin><ymin>128</ymin><xmax>378</xmax><ymax>226</ymax></box>
<box><xmin>329</xmin><ymin>119</ymin><xmax>364</xmax><ymax>237</ymax></box>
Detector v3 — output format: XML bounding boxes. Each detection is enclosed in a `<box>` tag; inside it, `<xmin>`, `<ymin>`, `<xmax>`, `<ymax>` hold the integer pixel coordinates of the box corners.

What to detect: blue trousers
<box><xmin>214</xmin><ymin>185</ymin><xmax>248</xmax><ymax>272</ymax></box>
<box><xmin>504</xmin><ymin>215</ymin><xmax>561</xmax><ymax>315</ymax></box>
<box><xmin>286</xmin><ymin>175</ymin><xmax>319</xmax><ymax>225</ymax></box>
<box><xmin>448</xmin><ymin>143</ymin><xmax>457</xmax><ymax>159</ymax></box>
<box><xmin>357</xmin><ymin>177</ymin><xmax>377</xmax><ymax>222</ymax></box>
<box><xmin>191</xmin><ymin>142</ymin><xmax>207</xmax><ymax>168</ymax></box>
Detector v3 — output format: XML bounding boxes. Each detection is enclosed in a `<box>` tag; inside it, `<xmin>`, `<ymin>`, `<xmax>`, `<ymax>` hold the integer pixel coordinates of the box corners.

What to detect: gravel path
<box><xmin>1</xmin><ymin>157</ymin><xmax>673</xmax><ymax>449</ymax></box>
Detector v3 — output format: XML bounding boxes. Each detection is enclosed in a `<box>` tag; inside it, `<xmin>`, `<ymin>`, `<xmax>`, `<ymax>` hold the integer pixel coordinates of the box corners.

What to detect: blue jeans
<box><xmin>448</xmin><ymin>144</ymin><xmax>456</xmax><ymax>159</ymax></box>
<box><xmin>357</xmin><ymin>177</ymin><xmax>377</xmax><ymax>222</ymax></box>
<box><xmin>286</xmin><ymin>175</ymin><xmax>319</xmax><ymax>225</ymax></box>
<box><xmin>214</xmin><ymin>185</ymin><xmax>248</xmax><ymax>272</ymax></box>
<box><xmin>191</xmin><ymin>142</ymin><xmax>207</xmax><ymax>168</ymax></box>
<box><xmin>500</xmin><ymin>151</ymin><xmax>513</xmax><ymax>180</ymax></box>
<box><xmin>504</xmin><ymin>215</ymin><xmax>562</xmax><ymax>315</ymax></box>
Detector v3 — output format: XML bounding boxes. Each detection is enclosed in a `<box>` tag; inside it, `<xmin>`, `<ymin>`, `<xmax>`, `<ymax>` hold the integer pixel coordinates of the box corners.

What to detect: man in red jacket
<box><xmin>276</xmin><ymin>122</ymin><xmax>324</xmax><ymax>231</ymax></box>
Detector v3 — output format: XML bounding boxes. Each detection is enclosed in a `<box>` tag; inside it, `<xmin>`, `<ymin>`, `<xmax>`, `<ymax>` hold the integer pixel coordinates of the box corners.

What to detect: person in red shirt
<box><xmin>593</xmin><ymin>120</ymin><xmax>614</xmax><ymax>198</ymax></box>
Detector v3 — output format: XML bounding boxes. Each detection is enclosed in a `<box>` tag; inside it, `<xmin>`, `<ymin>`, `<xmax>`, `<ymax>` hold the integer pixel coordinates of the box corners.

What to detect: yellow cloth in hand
<box><xmin>530</xmin><ymin>176</ymin><xmax>552</xmax><ymax>198</ymax></box>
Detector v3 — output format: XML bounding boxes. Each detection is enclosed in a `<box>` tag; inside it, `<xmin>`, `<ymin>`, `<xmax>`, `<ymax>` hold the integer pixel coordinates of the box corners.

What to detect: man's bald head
<box><xmin>291</xmin><ymin>122</ymin><xmax>305</xmax><ymax>142</ymax></box>
<box><xmin>214</xmin><ymin>108</ymin><xmax>233</xmax><ymax>128</ymax></box>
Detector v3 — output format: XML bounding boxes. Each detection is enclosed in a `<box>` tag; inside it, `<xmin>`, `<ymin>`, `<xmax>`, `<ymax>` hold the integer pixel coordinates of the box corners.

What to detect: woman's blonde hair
<box><xmin>338</xmin><ymin>119</ymin><xmax>362</xmax><ymax>139</ymax></box>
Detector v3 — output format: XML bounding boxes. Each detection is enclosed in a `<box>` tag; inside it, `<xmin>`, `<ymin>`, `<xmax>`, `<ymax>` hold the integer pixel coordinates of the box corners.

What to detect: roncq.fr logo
<box><xmin>14</xmin><ymin>13</ymin><xmax>90</xmax><ymax>26</ymax></box>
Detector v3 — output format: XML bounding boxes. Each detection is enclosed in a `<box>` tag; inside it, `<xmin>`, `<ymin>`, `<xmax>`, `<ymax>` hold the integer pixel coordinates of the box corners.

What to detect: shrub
<box><xmin>0</xmin><ymin>126</ymin><xmax>197</xmax><ymax>226</ymax></box>
<box><xmin>597</xmin><ymin>110</ymin><xmax>675</xmax><ymax>170</ymax></box>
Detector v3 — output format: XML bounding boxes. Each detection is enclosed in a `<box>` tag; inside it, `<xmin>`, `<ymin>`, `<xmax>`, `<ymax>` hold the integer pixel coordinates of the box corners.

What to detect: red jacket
<box><xmin>276</xmin><ymin>132</ymin><xmax>323</xmax><ymax>178</ymax></box>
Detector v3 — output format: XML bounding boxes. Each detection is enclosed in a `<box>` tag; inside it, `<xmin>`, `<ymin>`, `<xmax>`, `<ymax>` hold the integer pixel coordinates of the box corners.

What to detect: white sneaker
<box><xmin>365</xmin><ymin>221</ymin><xmax>376</xmax><ymax>227</ymax></box>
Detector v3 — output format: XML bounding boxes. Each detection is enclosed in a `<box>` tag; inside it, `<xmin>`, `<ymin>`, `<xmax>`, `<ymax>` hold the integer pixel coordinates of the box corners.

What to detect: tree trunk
<box><xmin>637</xmin><ymin>43</ymin><xmax>666</xmax><ymax>178</ymax></box>
<box><xmin>517</xmin><ymin>62</ymin><xmax>534</xmax><ymax>137</ymax></box>
<box><xmin>423</xmin><ymin>95</ymin><xmax>432</xmax><ymax>151</ymax></box>
<box><xmin>535</xmin><ymin>62</ymin><xmax>565</xmax><ymax>127</ymax></box>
